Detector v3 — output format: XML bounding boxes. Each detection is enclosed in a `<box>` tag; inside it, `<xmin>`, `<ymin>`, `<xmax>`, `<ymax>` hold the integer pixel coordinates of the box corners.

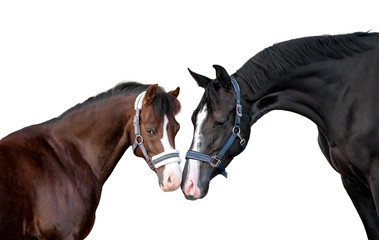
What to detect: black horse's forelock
<box><xmin>195</xmin><ymin>80</ymin><xmax>225</xmax><ymax>114</ymax></box>
<box><xmin>236</xmin><ymin>32</ymin><xmax>375</xmax><ymax>94</ymax></box>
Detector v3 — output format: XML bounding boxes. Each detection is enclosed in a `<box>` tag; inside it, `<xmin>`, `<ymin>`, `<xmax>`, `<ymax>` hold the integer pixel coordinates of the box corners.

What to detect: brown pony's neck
<box><xmin>48</xmin><ymin>94</ymin><xmax>137</xmax><ymax>183</ymax></box>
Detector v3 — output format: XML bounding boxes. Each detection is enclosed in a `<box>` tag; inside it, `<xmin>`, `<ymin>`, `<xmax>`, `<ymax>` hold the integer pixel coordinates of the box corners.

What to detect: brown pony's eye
<box><xmin>146</xmin><ymin>129</ymin><xmax>156</xmax><ymax>136</ymax></box>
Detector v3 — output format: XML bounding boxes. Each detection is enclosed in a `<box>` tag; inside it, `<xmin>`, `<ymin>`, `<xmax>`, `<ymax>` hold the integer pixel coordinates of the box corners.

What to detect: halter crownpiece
<box><xmin>185</xmin><ymin>76</ymin><xmax>247</xmax><ymax>178</ymax></box>
<box><xmin>132</xmin><ymin>91</ymin><xmax>181</xmax><ymax>170</ymax></box>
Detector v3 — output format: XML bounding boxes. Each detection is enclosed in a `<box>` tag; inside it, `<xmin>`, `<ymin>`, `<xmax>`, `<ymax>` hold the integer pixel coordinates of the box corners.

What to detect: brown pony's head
<box><xmin>132</xmin><ymin>84</ymin><xmax>182</xmax><ymax>191</ymax></box>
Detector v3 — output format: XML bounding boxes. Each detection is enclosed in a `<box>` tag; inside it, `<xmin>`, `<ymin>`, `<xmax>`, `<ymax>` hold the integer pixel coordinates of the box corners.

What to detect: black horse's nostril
<box><xmin>187</xmin><ymin>180</ymin><xmax>194</xmax><ymax>194</ymax></box>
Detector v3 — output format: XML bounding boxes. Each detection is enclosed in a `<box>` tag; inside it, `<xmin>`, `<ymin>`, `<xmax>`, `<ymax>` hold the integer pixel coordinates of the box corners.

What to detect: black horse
<box><xmin>181</xmin><ymin>32</ymin><xmax>379</xmax><ymax>239</ymax></box>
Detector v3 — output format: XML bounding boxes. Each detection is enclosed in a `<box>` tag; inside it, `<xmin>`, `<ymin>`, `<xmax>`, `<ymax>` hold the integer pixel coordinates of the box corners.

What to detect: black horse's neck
<box><xmin>234</xmin><ymin>32</ymin><xmax>376</xmax><ymax>138</ymax></box>
<box><xmin>236</xmin><ymin>64</ymin><xmax>334</xmax><ymax>133</ymax></box>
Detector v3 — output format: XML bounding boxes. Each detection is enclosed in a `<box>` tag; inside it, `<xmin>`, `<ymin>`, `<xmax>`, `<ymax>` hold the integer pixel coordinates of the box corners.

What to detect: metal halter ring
<box><xmin>232</xmin><ymin>126</ymin><xmax>241</xmax><ymax>134</ymax></box>
<box><xmin>135</xmin><ymin>135</ymin><xmax>144</xmax><ymax>145</ymax></box>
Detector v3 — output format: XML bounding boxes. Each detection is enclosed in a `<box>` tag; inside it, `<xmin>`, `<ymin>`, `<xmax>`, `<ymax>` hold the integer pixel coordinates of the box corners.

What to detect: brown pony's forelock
<box><xmin>151</xmin><ymin>90</ymin><xmax>181</xmax><ymax>119</ymax></box>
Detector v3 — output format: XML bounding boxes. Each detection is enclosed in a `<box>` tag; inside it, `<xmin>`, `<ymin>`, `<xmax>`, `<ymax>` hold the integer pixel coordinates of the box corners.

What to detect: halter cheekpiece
<box><xmin>185</xmin><ymin>77</ymin><xmax>247</xmax><ymax>178</ymax></box>
<box><xmin>132</xmin><ymin>91</ymin><xmax>181</xmax><ymax>170</ymax></box>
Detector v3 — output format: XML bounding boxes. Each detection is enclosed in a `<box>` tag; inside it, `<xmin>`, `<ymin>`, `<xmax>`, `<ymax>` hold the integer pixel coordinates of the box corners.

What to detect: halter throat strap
<box><xmin>185</xmin><ymin>77</ymin><xmax>247</xmax><ymax>178</ymax></box>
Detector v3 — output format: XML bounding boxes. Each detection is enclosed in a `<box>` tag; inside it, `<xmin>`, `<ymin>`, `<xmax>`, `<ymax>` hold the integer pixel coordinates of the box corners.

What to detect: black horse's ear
<box><xmin>188</xmin><ymin>68</ymin><xmax>211</xmax><ymax>88</ymax></box>
<box><xmin>213</xmin><ymin>65</ymin><xmax>231</xmax><ymax>90</ymax></box>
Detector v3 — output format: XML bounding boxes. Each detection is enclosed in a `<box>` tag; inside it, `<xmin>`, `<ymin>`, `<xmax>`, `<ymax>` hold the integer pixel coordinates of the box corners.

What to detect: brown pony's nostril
<box><xmin>167</xmin><ymin>175</ymin><xmax>172</xmax><ymax>186</ymax></box>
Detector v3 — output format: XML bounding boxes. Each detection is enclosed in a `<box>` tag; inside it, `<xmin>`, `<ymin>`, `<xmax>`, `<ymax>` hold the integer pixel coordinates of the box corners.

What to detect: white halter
<box><xmin>132</xmin><ymin>91</ymin><xmax>181</xmax><ymax>170</ymax></box>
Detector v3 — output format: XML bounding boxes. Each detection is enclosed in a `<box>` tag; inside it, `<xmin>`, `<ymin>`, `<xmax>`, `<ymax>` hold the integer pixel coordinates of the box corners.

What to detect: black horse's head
<box><xmin>181</xmin><ymin>65</ymin><xmax>251</xmax><ymax>200</ymax></box>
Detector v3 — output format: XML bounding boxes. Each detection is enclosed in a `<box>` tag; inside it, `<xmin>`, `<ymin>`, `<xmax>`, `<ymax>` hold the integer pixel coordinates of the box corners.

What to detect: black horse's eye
<box><xmin>214</xmin><ymin>119</ymin><xmax>226</xmax><ymax>127</ymax></box>
<box><xmin>146</xmin><ymin>129</ymin><xmax>156</xmax><ymax>136</ymax></box>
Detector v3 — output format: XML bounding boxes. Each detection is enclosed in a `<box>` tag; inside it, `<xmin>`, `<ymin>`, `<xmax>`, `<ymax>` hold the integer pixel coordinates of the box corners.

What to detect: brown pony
<box><xmin>0</xmin><ymin>82</ymin><xmax>181</xmax><ymax>239</ymax></box>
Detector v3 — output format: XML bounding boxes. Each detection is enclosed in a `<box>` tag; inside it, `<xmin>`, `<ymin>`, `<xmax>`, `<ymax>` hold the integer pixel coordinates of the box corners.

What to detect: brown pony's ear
<box><xmin>169</xmin><ymin>87</ymin><xmax>180</xmax><ymax>98</ymax></box>
<box><xmin>143</xmin><ymin>84</ymin><xmax>158</xmax><ymax>105</ymax></box>
<box><xmin>170</xmin><ymin>87</ymin><xmax>181</xmax><ymax>115</ymax></box>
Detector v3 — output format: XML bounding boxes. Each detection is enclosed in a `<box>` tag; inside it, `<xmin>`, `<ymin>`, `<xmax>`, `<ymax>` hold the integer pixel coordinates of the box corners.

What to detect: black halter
<box><xmin>185</xmin><ymin>77</ymin><xmax>247</xmax><ymax>178</ymax></box>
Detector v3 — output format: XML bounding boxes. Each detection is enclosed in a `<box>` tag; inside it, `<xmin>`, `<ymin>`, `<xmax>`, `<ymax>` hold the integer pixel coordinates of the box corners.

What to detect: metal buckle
<box><xmin>133</xmin><ymin>115</ymin><xmax>139</xmax><ymax>126</ymax></box>
<box><xmin>210</xmin><ymin>156</ymin><xmax>221</xmax><ymax>168</ymax></box>
<box><xmin>236</xmin><ymin>104</ymin><xmax>242</xmax><ymax>117</ymax></box>
<box><xmin>240</xmin><ymin>138</ymin><xmax>246</xmax><ymax>147</ymax></box>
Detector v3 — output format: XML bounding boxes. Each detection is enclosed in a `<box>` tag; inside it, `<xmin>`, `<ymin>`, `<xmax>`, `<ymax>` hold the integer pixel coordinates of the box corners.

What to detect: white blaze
<box><xmin>161</xmin><ymin>115</ymin><xmax>174</xmax><ymax>152</ymax></box>
<box><xmin>153</xmin><ymin>115</ymin><xmax>179</xmax><ymax>169</ymax></box>
<box><xmin>156</xmin><ymin>114</ymin><xmax>181</xmax><ymax>191</ymax></box>
<box><xmin>192</xmin><ymin>106</ymin><xmax>208</xmax><ymax>151</ymax></box>
<box><xmin>184</xmin><ymin>105</ymin><xmax>208</xmax><ymax>197</ymax></box>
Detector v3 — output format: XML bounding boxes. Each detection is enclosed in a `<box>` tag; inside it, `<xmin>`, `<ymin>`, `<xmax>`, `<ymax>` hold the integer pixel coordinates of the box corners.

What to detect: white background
<box><xmin>0</xmin><ymin>1</ymin><xmax>378</xmax><ymax>239</ymax></box>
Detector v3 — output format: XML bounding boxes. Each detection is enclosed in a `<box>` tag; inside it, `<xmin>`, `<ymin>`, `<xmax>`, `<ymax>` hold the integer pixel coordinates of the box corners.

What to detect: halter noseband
<box><xmin>132</xmin><ymin>91</ymin><xmax>181</xmax><ymax>171</ymax></box>
<box><xmin>185</xmin><ymin>77</ymin><xmax>247</xmax><ymax>178</ymax></box>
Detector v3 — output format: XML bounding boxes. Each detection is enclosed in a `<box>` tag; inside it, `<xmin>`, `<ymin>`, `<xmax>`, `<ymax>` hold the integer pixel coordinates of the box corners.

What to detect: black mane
<box><xmin>236</xmin><ymin>32</ymin><xmax>376</xmax><ymax>94</ymax></box>
<box><xmin>47</xmin><ymin>82</ymin><xmax>179</xmax><ymax>124</ymax></box>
